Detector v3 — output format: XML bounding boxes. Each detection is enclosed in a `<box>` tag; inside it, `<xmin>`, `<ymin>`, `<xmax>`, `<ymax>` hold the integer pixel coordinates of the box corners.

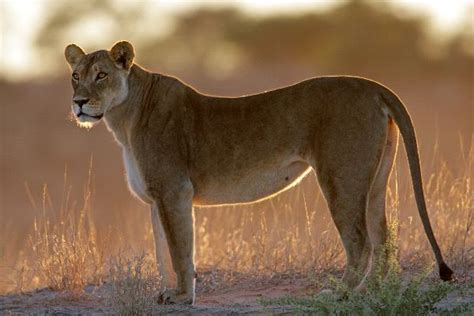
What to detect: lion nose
<box><xmin>74</xmin><ymin>98</ymin><xmax>89</xmax><ymax>108</ymax></box>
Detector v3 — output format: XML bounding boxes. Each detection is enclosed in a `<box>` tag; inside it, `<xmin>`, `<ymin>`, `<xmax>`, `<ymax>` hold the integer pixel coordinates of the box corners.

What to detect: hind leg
<box><xmin>357</xmin><ymin>119</ymin><xmax>399</xmax><ymax>290</ymax></box>
<box><xmin>312</xmin><ymin>110</ymin><xmax>388</xmax><ymax>289</ymax></box>
<box><xmin>324</xmin><ymin>189</ymin><xmax>371</xmax><ymax>288</ymax></box>
<box><xmin>314</xmin><ymin>152</ymin><xmax>385</xmax><ymax>288</ymax></box>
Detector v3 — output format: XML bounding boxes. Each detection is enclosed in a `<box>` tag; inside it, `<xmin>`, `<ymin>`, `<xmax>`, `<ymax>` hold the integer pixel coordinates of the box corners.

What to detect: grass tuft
<box><xmin>262</xmin><ymin>273</ymin><xmax>472</xmax><ymax>315</ymax></box>
<box><xmin>29</xmin><ymin>163</ymin><xmax>104</xmax><ymax>296</ymax></box>
<box><xmin>107</xmin><ymin>252</ymin><xmax>162</xmax><ymax>315</ymax></box>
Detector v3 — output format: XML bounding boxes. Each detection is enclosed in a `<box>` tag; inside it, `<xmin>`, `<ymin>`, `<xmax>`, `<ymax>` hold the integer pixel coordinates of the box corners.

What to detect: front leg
<box><xmin>150</xmin><ymin>204</ymin><xmax>175</xmax><ymax>288</ymax></box>
<box><xmin>154</xmin><ymin>181</ymin><xmax>196</xmax><ymax>305</ymax></box>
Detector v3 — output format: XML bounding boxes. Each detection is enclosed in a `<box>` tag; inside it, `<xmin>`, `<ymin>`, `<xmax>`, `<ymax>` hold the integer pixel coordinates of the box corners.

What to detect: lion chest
<box><xmin>123</xmin><ymin>148</ymin><xmax>152</xmax><ymax>204</ymax></box>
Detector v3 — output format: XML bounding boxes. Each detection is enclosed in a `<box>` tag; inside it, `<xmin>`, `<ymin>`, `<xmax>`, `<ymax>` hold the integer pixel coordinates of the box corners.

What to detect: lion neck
<box><xmin>104</xmin><ymin>64</ymin><xmax>161</xmax><ymax>147</ymax></box>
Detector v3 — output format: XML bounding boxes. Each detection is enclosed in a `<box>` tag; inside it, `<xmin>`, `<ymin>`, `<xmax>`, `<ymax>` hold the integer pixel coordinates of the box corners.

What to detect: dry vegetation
<box><xmin>0</xmin><ymin>139</ymin><xmax>471</xmax><ymax>314</ymax></box>
<box><xmin>26</xmin><ymin>163</ymin><xmax>105</xmax><ymax>296</ymax></box>
<box><xmin>261</xmin><ymin>178</ymin><xmax>473</xmax><ymax>314</ymax></box>
<box><xmin>107</xmin><ymin>253</ymin><xmax>162</xmax><ymax>315</ymax></box>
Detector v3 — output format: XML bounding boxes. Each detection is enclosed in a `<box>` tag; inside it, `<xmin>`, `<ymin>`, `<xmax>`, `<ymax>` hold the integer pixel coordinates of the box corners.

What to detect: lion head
<box><xmin>64</xmin><ymin>41</ymin><xmax>135</xmax><ymax>128</ymax></box>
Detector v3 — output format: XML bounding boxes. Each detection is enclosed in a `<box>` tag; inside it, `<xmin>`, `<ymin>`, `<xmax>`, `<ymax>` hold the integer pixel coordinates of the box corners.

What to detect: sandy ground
<box><xmin>0</xmin><ymin>272</ymin><xmax>315</xmax><ymax>315</ymax></box>
<box><xmin>1</xmin><ymin>270</ymin><xmax>472</xmax><ymax>315</ymax></box>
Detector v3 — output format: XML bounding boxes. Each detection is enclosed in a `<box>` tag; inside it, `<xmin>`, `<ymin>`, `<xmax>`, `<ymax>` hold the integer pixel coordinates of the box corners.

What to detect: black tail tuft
<box><xmin>439</xmin><ymin>262</ymin><xmax>455</xmax><ymax>282</ymax></box>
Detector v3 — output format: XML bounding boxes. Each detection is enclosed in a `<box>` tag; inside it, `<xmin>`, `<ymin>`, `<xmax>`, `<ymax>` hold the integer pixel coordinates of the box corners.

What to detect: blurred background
<box><xmin>0</xmin><ymin>0</ymin><xmax>472</xmax><ymax>292</ymax></box>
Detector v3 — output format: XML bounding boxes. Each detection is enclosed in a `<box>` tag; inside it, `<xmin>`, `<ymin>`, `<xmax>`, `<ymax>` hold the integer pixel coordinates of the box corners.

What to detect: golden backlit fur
<box><xmin>65</xmin><ymin>41</ymin><xmax>453</xmax><ymax>304</ymax></box>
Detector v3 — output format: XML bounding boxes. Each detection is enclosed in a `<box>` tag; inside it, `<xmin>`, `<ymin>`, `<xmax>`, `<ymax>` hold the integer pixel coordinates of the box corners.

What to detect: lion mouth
<box><xmin>77</xmin><ymin>112</ymin><xmax>103</xmax><ymax>120</ymax></box>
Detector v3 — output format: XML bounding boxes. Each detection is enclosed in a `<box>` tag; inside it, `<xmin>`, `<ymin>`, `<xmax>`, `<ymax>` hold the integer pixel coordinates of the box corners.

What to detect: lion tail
<box><xmin>380</xmin><ymin>88</ymin><xmax>454</xmax><ymax>282</ymax></box>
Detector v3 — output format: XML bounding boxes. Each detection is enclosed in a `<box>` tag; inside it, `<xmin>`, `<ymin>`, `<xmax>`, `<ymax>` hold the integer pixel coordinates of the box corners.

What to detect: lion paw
<box><xmin>317</xmin><ymin>288</ymin><xmax>334</xmax><ymax>296</ymax></box>
<box><xmin>355</xmin><ymin>282</ymin><xmax>368</xmax><ymax>293</ymax></box>
<box><xmin>158</xmin><ymin>288</ymin><xmax>194</xmax><ymax>305</ymax></box>
<box><xmin>317</xmin><ymin>288</ymin><xmax>347</xmax><ymax>300</ymax></box>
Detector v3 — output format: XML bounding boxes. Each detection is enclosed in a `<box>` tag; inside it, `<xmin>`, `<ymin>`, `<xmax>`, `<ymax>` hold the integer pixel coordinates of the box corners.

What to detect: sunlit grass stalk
<box><xmin>29</xmin><ymin>159</ymin><xmax>104</xmax><ymax>296</ymax></box>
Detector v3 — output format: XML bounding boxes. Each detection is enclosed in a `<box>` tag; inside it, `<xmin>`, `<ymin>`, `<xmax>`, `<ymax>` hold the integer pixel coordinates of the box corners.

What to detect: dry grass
<box><xmin>28</xmin><ymin>161</ymin><xmax>105</xmax><ymax>296</ymax></box>
<box><xmin>107</xmin><ymin>252</ymin><xmax>162</xmax><ymax>315</ymax></box>
<box><xmin>260</xmin><ymin>197</ymin><xmax>473</xmax><ymax>315</ymax></box>
<box><xmin>1</xmin><ymin>140</ymin><xmax>471</xmax><ymax>298</ymax></box>
<box><xmin>398</xmin><ymin>138</ymin><xmax>473</xmax><ymax>273</ymax></box>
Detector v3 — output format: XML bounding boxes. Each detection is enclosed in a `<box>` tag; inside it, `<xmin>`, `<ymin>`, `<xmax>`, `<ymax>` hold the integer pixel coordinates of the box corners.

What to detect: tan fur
<box><xmin>64</xmin><ymin>41</ymin><xmax>453</xmax><ymax>304</ymax></box>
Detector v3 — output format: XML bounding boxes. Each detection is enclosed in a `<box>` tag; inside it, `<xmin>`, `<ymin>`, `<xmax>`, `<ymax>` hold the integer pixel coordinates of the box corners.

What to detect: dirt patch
<box><xmin>0</xmin><ymin>273</ymin><xmax>315</xmax><ymax>314</ymax></box>
<box><xmin>2</xmin><ymin>270</ymin><xmax>473</xmax><ymax>315</ymax></box>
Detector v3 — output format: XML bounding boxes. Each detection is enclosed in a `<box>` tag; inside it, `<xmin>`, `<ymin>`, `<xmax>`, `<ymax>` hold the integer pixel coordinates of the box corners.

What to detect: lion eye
<box><xmin>72</xmin><ymin>73</ymin><xmax>79</xmax><ymax>80</ymax></box>
<box><xmin>96</xmin><ymin>72</ymin><xmax>108</xmax><ymax>81</ymax></box>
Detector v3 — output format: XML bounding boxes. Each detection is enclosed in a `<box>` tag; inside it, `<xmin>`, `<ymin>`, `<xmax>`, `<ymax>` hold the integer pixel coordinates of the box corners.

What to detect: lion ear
<box><xmin>64</xmin><ymin>44</ymin><xmax>86</xmax><ymax>69</ymax></box>
<box><xmin>109</xmin><ymin>41</ymin><xmax>135</xmax><ymax>70</ymax></box>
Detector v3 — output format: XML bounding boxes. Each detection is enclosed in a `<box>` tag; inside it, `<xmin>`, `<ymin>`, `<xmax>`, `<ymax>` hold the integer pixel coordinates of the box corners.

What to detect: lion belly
<box><xmin>193</xmin><ymin>161</ymin><xmax>312</xmax><ymax>206</ymax></box>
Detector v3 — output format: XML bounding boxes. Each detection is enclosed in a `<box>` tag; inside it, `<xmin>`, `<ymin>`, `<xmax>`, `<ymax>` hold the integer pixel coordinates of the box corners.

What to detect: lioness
<box><xmin>64</xmin><ymin>41</ymin><xmax>454</xmax><ymax>304</ymax></box>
